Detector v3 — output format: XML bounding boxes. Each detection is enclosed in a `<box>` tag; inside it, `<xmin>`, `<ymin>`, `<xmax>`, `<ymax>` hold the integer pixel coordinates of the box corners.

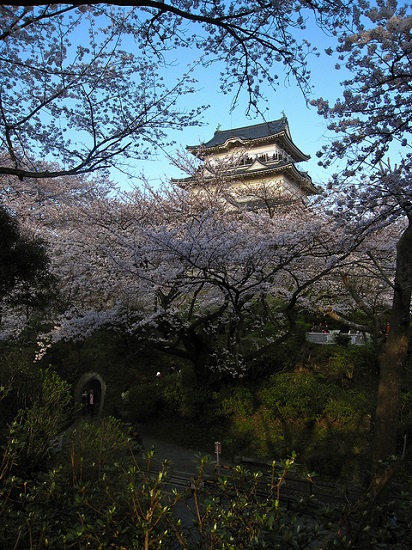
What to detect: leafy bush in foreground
<box><xmin>1</xmin><ymin>417</ymin><xmax>411</xmax><ymax>549</ymax></box>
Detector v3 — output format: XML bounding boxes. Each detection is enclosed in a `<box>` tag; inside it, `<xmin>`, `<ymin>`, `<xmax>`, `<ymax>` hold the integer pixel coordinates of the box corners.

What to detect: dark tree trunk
<box><xmin>371</xmin><ymin>220</ymin><xmax>412</xmax><ymax>496</ymax></box>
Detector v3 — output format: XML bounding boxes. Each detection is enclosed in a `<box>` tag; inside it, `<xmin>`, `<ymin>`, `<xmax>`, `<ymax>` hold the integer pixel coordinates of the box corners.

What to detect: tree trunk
<box><xmin>371</xmin><ymin>220</ymin><xmax>412</xmax><ymax>495</ymax></box>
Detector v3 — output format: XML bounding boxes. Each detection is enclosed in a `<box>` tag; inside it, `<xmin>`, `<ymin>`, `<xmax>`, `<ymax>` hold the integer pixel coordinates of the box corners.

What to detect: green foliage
<box><xmin>326</xmin><ymin>351</ymin><xmax>356</xmax><ymax>379</ymax></box>
<box><xmin>159</xmin><ymin>375</ymin><xmax>184</xmax><ymax>416</ymax></box>
<box><xmin>260</xmin><ymin>372</ymin><xmax>331</xmax><ymax>421</ymax></box>
<box><xmin>0</xmin><ymin>205</ymin><xmax>52</xmax><ymax>303</ymax></box>
<box><xmin>334</xmin><ymin>332</ymin><xmax>351</xmax><ymax>346</ymax></box>
<box><xmin>186</xmin><ymin>454</ymin><xmax>309</xmax><ymax>549</ymax></box>
<box><xmin>64</xmin><ymin>417</ymin><xmax>136</xmax><ymax>483</ymax></box>
<box><xmin>226</xmin><ymin>417</ymin><xmax>261</xmax><ymax>458</ymax></box>
<box><xmin>0</xmin><ymin>347</ymin><xmax>43</xmax><ymax>429</ymax></box>
<box><xmin>124</xmin><ymin>370</ymin><xmax>186</xmax><ymax>422</ymax></box>
<box><xmin>126</xmin><ymin>381</ymin><xmax>162</xmax><ymax>421</ymax></box>
<box><xmin>308</xmin><ymin>343</ymin><xmax>378</xmax><ymax>379</ymax></box>
<box><xmin>0</xmin><ymin>421</ymin><xmax>183</xmax><ymax>549</ymax></box>
<box><xmin>323</xmin><ymin>389</ymin><xmax>370</xmax><ymax>425</ymax></box>
<box><xmin>251</xmin><ymin>371</ymin><xmax>373</xmax><ymax>479</ymax></box>
<box><xmin>141</xmin><ymin>357</ymin><xmax>374</xmax><ymax>478</ymax></box>
<box><xmin>179</xmin><ymin>384</ymin><xmax>212</xmax><ymax>420</ymax></box>
<box><xmin>1</xmin><ymin>408</ymin><xmax>411</xmax><ymax>549</ymax></box>
<box><xmin>255</xmin><ymin>333</ymin><xmax>309</xmax><ymax>375</ymax></box>
<box><xmin>2</xmin><ymin>368</ymin><xmax>73</xmax><ymax>476</ymax></box>
<box><xmin>218</xmin><ymin>385</ymin><xmax>255</xmax><ymax>418</ymax></box>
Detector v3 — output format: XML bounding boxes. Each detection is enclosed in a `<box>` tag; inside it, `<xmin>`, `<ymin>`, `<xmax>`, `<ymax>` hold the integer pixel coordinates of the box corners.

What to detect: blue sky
<box><xmin>43</xmin><ymin>7</ymin><xmax>349</xmax><ymax>191</ymax></box>
<box><xmin>135</xmin><ymin>77</ymin><xmax>336</xmax><ymax>189</ymax></box>
<box><xmin>123</xmin><ymin>22</ymin><xmax>347</xmax><ymax>191</ymax></box>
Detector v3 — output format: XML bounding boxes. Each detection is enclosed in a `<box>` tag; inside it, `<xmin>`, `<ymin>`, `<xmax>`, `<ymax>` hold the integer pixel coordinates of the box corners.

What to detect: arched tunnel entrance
<box><xmin>75</xmin><ymin>372</ymin><xmax>106</xmax><ymax>418</ymax></box>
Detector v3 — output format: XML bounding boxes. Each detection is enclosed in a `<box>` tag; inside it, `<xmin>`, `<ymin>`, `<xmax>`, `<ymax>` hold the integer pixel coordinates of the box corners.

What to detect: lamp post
<box><xmin>214</xmin><ymin>441</ymin><xmax>221</xmax><ymax>466</ymax></box>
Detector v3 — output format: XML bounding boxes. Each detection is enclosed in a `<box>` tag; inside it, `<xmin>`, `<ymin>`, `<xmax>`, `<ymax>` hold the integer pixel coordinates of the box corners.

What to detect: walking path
<box><xmin>141</xmin><ymin>436</ymin><xmax>230</xmax><ymax>478</ymax></box>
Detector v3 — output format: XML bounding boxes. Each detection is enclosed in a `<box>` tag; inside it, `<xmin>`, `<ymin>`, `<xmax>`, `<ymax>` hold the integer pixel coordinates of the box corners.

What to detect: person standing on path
<box><xmin>88</xmin><ymin>389</ymin><xmax>96</xmax><ymax>417</ymax></box>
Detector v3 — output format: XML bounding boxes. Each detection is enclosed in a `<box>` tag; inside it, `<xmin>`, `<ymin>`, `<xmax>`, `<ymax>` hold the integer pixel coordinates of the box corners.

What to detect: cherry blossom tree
<box><xmin>317</xmin><ymin>223</ymin><xmax>401</xmax><ymax>342</ymax></box>
<box><xmin>20</xmin><ymin>176</ymin><xmax>386</xmax><ymax>385</ymax></box>
<box><xmin>0</xmin><ymin>170</ymin><xmax>118</xmax><ymax>336</ymax></box>
<box><xmin>1</xmin><ymin>160</ymin><xmax>399</xmax><ymax>388</ymax></box>
<box><xmin>312</xmin><ymin>0</ymin><xmax>412</xmax><ymax>493</ymax></box>
<box><xmin>0</xmin><ymin>1</ymin><xmax>359</xmax><ymax>180</ymax></box>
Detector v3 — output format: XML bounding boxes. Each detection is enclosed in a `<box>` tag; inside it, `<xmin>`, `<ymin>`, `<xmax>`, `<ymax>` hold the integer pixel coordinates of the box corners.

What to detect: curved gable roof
<box><xmin>192</xmin><ymin>118</ymin><xmax>289</xmax><ymax>150</ymax></box>
<box><xmin>187</xmin><ymin>117</ymin><xmax>309</xmax><ymax>162</ymax></box>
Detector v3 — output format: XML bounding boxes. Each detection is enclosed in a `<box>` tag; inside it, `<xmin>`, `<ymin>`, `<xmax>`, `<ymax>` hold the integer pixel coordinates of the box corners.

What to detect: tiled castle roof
<box><xmin>187</xmin><ymin>117</ymin><xmax>309</xmax><ymax>163</ymax></box>
<box><xmin>190</xmin><ymin>118</ymin><xmax>289</xmax><ymax>150</ymax></box>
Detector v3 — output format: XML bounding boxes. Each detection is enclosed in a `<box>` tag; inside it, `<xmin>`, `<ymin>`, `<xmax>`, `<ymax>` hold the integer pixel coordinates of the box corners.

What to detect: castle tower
<box><xmin>173</xmin><ymin>117</ymin><xmax>317</xmax><ymax>208</ymax></box>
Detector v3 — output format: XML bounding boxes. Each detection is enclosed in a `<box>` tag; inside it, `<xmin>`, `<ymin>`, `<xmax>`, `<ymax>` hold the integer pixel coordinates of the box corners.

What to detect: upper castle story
<box><xmin>173</xmin><ymin>116</ymin><xmax>318</xmax><ymax>207</ymax></box>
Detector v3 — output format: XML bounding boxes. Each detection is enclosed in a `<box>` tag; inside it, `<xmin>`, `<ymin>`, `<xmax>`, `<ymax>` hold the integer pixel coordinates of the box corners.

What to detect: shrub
<box><xmin>260</xmin><ymin>372</ymin><xmax>331</xmax><ymax>422</ymax></box>
<box><xmin>3</xmin><ymin>368</ymin><xmax>73</xmax><ymax>476</ymax></box>
<box><xmin>160</xmin><ymin>379</ymin><xmax>184</xmax><ymax>415</ymax></box>
<box><xmin>1</xmin><ymin>418</ymin><xmax>410</xmax><ymax>549</ymax></box>
<box><xmin>323</xmin><ymin>389</ymin><xmax>370</xmax><ymax>425</ymax></box>
<box><xmin>0</xmin><ymin>347</ymin><xmax>43</xmax><ymax>430</ymax></box>
<box><xmin>219</xmin><ymin>385</ymin><xmax>255</xmax><ymax>418</ymax></box>
<box><xmin>179</xmin><ymin>384</ymin><xmax>212</xmax><ymax>420</ymax></box>
<box><xmin>126</xmin><ymin>381</ymin><xmax>162</xmax><ymax>421</ymax></box>
<box><xmin>308</xmin><ymin>343</ymin><xmax>378</xmax><ymax>379</ymax></box>
<box><xmin>63</xmin><ymin>416</ymin><xmax>136</xmax><ymax>484</ymax></box>
<box><xmin>0</xmin><ymin>421</ymin><xmax>182</xmax><ymax>549</ymax></box>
